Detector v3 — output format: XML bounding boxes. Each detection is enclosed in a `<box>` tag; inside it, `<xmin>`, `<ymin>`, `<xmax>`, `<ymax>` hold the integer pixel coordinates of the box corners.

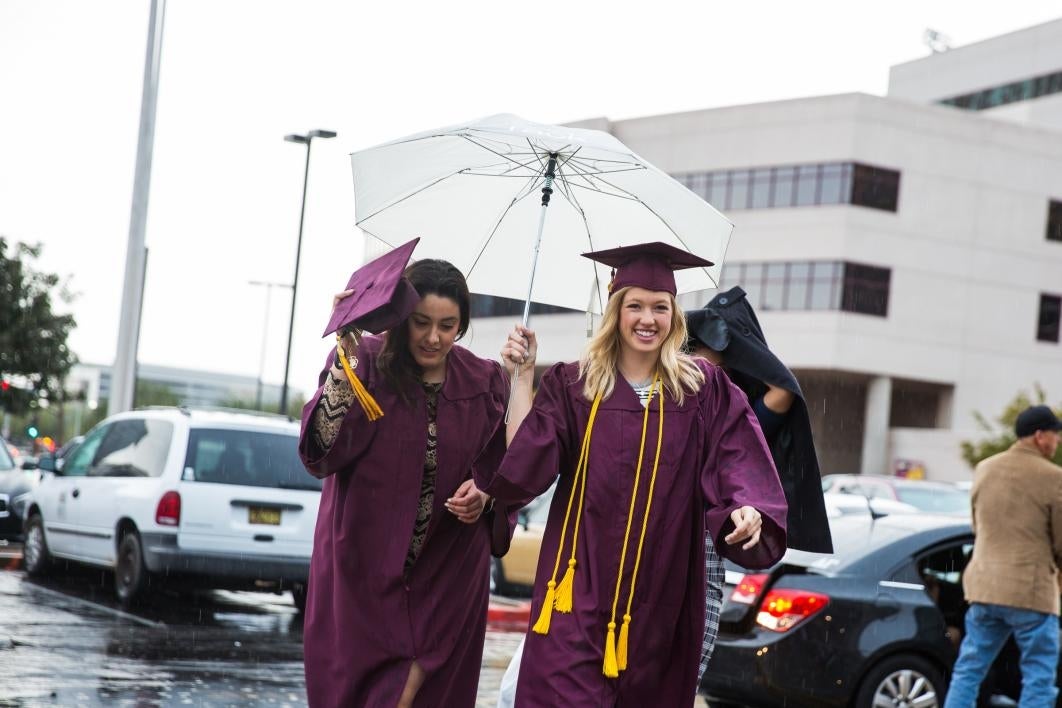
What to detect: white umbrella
<box><xmin>350</xmin><ymin>113</ymin><xmax>733</xmax><ymax>319</ymax></box>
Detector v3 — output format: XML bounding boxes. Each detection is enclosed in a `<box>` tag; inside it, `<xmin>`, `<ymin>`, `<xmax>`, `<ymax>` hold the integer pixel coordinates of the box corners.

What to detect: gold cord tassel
<box><xmin>531</xmin><ymin>394</ymin><xmax>602</xmax><ymax>635</ymax></box>
<box><xmin>603</xmin><ymin>621</ymin><xmax>620</xmax><ymax>678</ymax></box>
<box><xmin>336</xmin><ymin>334</ymin><xmax>384</xmax><ymax>422</ymax></box>
<box><xmin>617</xmin><ymin>614</ymin><xmax>631</xmax><ymax>670</ymax></box>
<box><xmin>554</xmin><ymin>558</ymin><xmax>576</xmax><ymax>613</ymax></box>
<box><xmin>604</xmin><ymin>376</ymin><xmax>665</xmax><ymax>678</ymax></box>
<box><xmin>532</xmin><ymin>580</ymin><xmax>556</xmax><ymax>634</ymax></box>
<box><xmin>617</xmin><ymin>378</ymin><xmax>666</xmax><ymax>674</ymax></box>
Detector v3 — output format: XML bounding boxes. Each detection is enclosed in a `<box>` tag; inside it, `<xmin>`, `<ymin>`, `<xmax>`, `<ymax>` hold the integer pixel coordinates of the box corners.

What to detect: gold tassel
<box><xmin>617</xmin><ymin>614</ymin><xmax>631</xmax><ymax>671</ymax></box>
<box><xmin>532</xmin><ymin>580</ymin><xmax>556</xmax><ymax>634</ymax></box>
<box><xmin>336</xmin><ymin>335</ymin><xmax>384</xmax><ymax>422</ymax></box>
<box><xmin>603</xmin><ymin>622</ymin><xmax>619</xmax><ymax>678</ymax></box>
<box><xmin>604</xmin><ymin>376</ymin><xmax>664</xmax><ymax>678</ymax></box>
<box><xmin>554</xmin><ymin>559</ymin><xmax>576</xmax><ymax>613</ymax></box>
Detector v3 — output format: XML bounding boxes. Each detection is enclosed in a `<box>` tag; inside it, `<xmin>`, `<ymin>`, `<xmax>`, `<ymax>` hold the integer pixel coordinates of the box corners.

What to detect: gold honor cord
<box><xmin>604</xmin><ymin>375</ymin><xmax>664</xmax><ymax>678</ymax></box>
<box><xmin>532</xmin><ymin>391</ymin><xmax>603</xmax><ymax>635</ymax></box>
<box><xmin>616</xmin><ymin>376</ymin><xmax>666</xmax><ymax>672</ymax></box>
<box><xmin>335</xmin><ymin>333</ymin><xmax>384</xmax><ymax>422</ymax></box>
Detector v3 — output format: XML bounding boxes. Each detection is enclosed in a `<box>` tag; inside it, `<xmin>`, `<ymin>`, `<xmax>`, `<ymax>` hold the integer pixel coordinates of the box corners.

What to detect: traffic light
<box><xmin>26</xmin><ymin>425</ymin><xmax>39</xmax><ymax>439</ymax></box>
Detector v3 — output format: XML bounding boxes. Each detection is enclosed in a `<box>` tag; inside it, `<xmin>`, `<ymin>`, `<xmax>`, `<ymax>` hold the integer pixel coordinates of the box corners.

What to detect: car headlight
<box><xmin>11</xmin><ymin>492</ymin><xmax>32</xmax><ymax>520</ymax></box>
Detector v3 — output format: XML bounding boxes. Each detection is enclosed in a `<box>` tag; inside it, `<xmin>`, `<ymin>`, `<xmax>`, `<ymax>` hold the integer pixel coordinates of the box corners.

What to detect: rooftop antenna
<box><xmin>923</xmin><ymin>28</ymin><xmax>952</xmax><ymax>54</ymax></box>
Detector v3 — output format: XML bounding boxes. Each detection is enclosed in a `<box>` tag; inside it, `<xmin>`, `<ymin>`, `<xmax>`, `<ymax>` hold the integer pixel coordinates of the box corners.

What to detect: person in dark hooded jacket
<box><xmin>687</xmin><ymin>286</ymin><xmax>833</xmax><ymax>680</ymax></box>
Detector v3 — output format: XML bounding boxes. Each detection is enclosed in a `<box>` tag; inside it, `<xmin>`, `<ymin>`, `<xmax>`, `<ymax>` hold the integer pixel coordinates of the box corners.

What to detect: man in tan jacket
<box><xmin>944</xmin><ymin>405</ymin><xmax>1062</xmax><ymax>708</ymax></box>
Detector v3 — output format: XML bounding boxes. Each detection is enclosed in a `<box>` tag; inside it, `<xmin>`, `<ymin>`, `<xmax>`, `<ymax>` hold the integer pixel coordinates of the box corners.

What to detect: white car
<box><xmin>21</xmin><ymin>407</ymin><xmax>321</xmax><ymax>608</ymax></box>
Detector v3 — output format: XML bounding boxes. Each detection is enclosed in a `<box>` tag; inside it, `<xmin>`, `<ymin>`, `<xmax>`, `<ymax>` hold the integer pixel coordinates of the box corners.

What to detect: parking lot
<box><xmin>2</xmin><ymin>543</ymin><xmax>714</xmax><ymax>707</ymax></box>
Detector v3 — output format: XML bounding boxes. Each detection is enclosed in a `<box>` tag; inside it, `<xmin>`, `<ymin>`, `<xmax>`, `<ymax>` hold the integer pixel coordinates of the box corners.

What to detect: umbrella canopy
<box><xmin>350</xmin><ymin>113</ymin><xmax>733</xmax><ymax>315</ymax></box>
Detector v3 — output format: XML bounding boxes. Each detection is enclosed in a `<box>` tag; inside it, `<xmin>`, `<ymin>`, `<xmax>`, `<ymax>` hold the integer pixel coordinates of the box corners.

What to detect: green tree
<box><xmin>220</xmin><ymin>394</ymin><xmax>306</xmax><ymax>419</ymax></box>
<box><xmin>0</xmin><ymin>237</ymin><xmax>77</xmax><ymax>414</ymax></box>
<box><xmin>960</xmin><ymin>384</ymin><xmax>1062</xmax><ymax>467</ymax></box>
<box><xmin>133</xmin><ymin>381</ymin><xmax>181</xmax><ymax>408</ymax></box>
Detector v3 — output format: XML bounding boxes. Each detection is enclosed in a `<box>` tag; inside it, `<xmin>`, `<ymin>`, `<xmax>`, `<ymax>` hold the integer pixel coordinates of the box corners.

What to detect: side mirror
<box><xmin>20</xmin><ymin>457</ymin><xmax>39</xmax><ymax>471</ymax></box>
<box><xmin>37</xmin><ymin>453</ymin><xmax>58</xmax><ymax>474</ymax></box>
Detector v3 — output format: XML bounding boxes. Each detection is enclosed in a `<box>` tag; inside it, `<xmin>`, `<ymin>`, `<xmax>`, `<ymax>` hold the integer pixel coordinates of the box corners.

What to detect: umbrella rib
<box><xmin>555</xmin><ymin>156</ymin><xmax>614</xmax><ymax>193</ymax></box>
<box><xmin>547</xmin><ymin>165</ymin><xmax>606</xmax><ymax>315</ymax></box>
<box><xmin>355</xmin><ymin>170</ymin><xmax>469</xmax><ymax>224</ymax></box>
<box><xmin>465</xmin><ymin>184</ymin><xmax>543</xmax><ymax>277</ymax></box>
<box><xmin>460</xmin><ymin>135</ymin><xmax>545</xmax><ymax>176</ymax></box>
<box><xmin>564</xmin><ymin>154</ymin><xmax>649</xmax><ymax>176</ymax></box>
<box><xmin>629</xmin><ymin>196</ymin><xmax>723</xmax><ymax>288</ymax></box>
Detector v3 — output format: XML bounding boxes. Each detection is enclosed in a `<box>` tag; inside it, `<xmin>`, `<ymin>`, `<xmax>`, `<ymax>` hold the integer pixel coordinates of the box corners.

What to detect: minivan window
<box><xmin>63</xmin><ymin>424</ymin><xmax>109</xmax><ymax>477</ymax></box>
<box><xmin>184</xmin><ymin>428</ymin><xmax>321</xmax><ymax>491</ymax></box>
<box><xmin>88</xmin><ymin>419</ymin><xmax>174</xmax><ymax>478</ymax></box>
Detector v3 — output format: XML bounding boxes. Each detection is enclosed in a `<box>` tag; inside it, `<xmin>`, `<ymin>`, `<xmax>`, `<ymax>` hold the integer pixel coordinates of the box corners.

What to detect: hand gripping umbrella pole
<box><xmin>505</xmin><ymin>152</ymin><xmax>558</xmax><ymax>424</ymax></box>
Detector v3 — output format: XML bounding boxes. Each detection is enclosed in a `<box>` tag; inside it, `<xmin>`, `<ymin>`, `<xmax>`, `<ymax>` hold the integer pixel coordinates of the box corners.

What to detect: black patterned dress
<box><xmin>404</xmin><ymin>381</ymin><xmax>442</xmax><ymax>573</ymax></box>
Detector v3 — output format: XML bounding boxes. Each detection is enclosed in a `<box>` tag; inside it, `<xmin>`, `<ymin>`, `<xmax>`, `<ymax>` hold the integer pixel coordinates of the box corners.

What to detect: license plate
<box><xmin>248</xmin><ymin>506</ymin><xmax>281</xmax><ymax>525</ymax></box>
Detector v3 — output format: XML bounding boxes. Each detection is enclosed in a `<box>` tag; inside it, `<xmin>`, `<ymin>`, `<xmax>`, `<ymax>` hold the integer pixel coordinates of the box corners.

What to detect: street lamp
<box><xmin>280</xmin><ymin>129</ymin><xmax>336</xmax><ymax>416</ymax></box>
<box><xmin>249</xmin><ymin>279</ymin><xmax>292</xmax><ymax>410</ymax></box>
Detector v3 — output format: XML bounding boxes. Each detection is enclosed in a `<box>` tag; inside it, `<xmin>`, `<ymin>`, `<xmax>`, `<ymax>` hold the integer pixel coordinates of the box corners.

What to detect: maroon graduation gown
<box><xmin>299</xmin><ymin>336</ymin><xmax>512</xmax><ymax>708</ymax></box>
<box><xmin>476</xmin><ymin>360</ymin><xmax>787</xmax><ymax>708</ymax></box>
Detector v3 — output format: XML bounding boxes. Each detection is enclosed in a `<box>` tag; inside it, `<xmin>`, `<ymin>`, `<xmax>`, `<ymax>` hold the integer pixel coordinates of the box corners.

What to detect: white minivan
<box><xmin>22</xmin><ymin>407</ymin><xmax>321</xmax><ymax>608</ymax></box>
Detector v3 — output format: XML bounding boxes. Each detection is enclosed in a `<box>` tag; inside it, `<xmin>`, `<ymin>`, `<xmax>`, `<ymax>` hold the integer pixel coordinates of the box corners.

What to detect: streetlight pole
<box><xmin>248</xmin><ymin>280</ymin><xmax>291</xmax><ymax>410</ymax></box>
<box><xmin>280</xmin><ymin>129</ymin><xmax>336</xmax><ymax>416</ymax></box>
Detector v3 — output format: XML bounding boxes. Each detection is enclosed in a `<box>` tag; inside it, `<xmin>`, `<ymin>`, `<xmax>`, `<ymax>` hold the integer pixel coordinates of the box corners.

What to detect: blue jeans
<box><xmin>944</xmin><ymin>602</ymin><xmax>1059</xmax><ymax>708</ymax></box>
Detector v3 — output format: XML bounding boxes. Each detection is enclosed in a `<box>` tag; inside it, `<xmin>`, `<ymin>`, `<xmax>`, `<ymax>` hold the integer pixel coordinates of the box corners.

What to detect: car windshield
<box><xmin>0</xmin><ymin>441</ymin><xmax>13</xmax><ymax>471</ymax></box>
<box><xmin>183</xmin><ymin>428</ymin><xmax>321</xmax><ymax>491</ymax></box>
<box><xmin>894</xmin><ymin>486</ymin><xmax>969</xmax><ymax>514</ymax></box>
<box><xmin>525</xmin><ymin>484</ymin><xmax>556</xmax><ymax>525</ymax></box>
<box><xmin>726</xmin><ymin>515</ymin><xmax>968</xmax><ymax>576</ymax></box>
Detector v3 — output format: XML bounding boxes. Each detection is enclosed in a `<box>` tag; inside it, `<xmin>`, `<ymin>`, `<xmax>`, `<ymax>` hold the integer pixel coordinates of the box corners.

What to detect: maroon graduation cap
<box><xmin>582</xmin><ymin>241</ymin><xmax>714</xmax><ymax>296</ymax></box>
<box><xmin>322</xmin><ymin>237</ymin><xmax>421</xmax><ymax>337</ymax></box>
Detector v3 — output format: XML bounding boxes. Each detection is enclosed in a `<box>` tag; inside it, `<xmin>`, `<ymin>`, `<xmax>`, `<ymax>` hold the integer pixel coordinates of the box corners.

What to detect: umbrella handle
<box><xmin>505</xmin><ymin>153</ymin><xmax>558</xmax><ymax>425</ymax></box>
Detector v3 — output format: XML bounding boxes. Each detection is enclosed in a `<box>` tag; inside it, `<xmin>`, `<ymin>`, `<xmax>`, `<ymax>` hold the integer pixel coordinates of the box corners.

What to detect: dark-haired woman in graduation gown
<box><xmin>485</xmin><ymin>243</ymin><xmax>788</xmax><ymax>707</ymax></box>
<box><xmin>299</xmin><ymin>259</ymin><xmax>513</xmax><ymax>708</ymax></box>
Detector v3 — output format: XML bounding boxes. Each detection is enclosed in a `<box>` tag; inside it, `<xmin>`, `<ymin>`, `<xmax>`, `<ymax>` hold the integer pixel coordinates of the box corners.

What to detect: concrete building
<box><xmin>454</xmin><ymin>19</ymin><xmax>1062</xmax><ymax>482</ymax></box>
<box><xmin>68</xmin><ymin>363</ymin><xmax>290</xmax><ymax>412</ymax></box>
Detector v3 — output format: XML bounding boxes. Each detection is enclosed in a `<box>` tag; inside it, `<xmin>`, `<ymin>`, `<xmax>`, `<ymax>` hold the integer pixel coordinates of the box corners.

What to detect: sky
<box><xmin>1</xmin><ymin>0</ymin><xmax>1060</xmax><ymax>397</ymax></box>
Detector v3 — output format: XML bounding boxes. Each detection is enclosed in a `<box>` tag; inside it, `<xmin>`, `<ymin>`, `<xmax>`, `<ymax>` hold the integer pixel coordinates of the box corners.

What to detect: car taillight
<box><xmin>156</xmin><ymin>491</ymin><xmax>181</xmax><ymax>526</ymax></box>
<box><xmin>730</xmin><ymin>573</ymin><xmax>770</xmax><ymax>605</ymax></box>
<box><xmin>755</xmin><ymin>588</ymin><xmax>829</xmax><ymax>632</ymax></box>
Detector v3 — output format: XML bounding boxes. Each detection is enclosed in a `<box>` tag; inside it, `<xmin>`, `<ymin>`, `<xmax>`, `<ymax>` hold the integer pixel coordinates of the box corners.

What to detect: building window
<box><xmin>1038</xmin><ymin>294</ymin><xmax>1061</xmax><ymax>343</ymax></box>
<box><xmin>673</xmin><ymin>161</ymin><xmax>898</xmax><ymax>213</ymax></box>
<box><xmin>850</xmin><ymin>164</ymin><xmax>900</xmax><ymax>212</ymax></box>
<box><xmin>470</xmin><ymin>294</ymin><xmax>577</xmax><ymax>319</ymax></box>
<box><xmin>940</xmin><ymin>69</ymin><xmax>1062</xmax><ymax>111</ymax></box>
<box><xmin>841</xmin><ymin>263</ymin><xmax>891</xmax><ymax>316</ymax></box>
<box><xmin>721</xmin><ymin>260</ymin><xmax>889</xmax><ymax>317</ymax></box>
<box><xmin>1047</xmin><ymin>200</ymin><xmax>1062</xmax><ymax>243</ymax></box>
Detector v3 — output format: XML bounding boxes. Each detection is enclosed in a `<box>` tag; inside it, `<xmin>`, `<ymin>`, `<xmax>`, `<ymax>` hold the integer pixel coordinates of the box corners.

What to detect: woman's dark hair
<box><xmin>377</xmin><ymin>259</ymin><xmax>470</xmax><ymax>396</ymax></box>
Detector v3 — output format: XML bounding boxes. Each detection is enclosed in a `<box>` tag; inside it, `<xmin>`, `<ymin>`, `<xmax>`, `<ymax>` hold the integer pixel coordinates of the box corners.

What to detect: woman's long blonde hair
<box><xmin>579</xmin><ymin>287</ymin><xmax>705</xmax><ymax>405</ymax></box>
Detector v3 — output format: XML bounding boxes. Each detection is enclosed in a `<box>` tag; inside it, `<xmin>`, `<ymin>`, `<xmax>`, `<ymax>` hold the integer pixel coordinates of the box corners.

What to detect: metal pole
<box><xmin>279</xmin><ymin>140</ymin><xmax>313</xmax><ymax>416</ymax></box>
<box><xmin>110</xmin><ymin>0</ymin><xmax>166</xmax><ymax>416</ymax></box>
<box><xmin>250</xmin><ymin>280</ymin><xmax>288</xmax><ymax>410</ymax></box>
<box><xmin>255</xmin><ymin>285</ymin><xmax>271</xmax><ymax>410</ymax></box>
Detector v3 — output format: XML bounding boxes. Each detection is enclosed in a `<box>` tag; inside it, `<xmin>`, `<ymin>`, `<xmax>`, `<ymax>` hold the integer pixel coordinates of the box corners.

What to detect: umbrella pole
<box><xmin>506</xmin><ymin>153</ymin><xmax>558</xmax><ymax>423</ymax></box>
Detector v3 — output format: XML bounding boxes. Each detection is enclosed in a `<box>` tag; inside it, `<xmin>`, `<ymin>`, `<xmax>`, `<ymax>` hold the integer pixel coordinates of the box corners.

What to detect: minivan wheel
<box><xmin>115</xmin><ymin>531</ymin><xmax>151</xmax><ymax>606</ymax></box>
<box><xmin>23</xmin><ymin>514</ymin><xmax>51</xmax><ymax>576</ymax></box>
<box><xmin>490</xmin><ymin>558</ymin><xmax>507</xmax><ymax>596</ymax></box>
<box><xmin>855</xmin><ymin>653</ymin><xmax>944</xmax><ymax>708</ymax></box>
<box><xmin>291</xmin><ymin>582</ymin><xmax>308</xmax><ymax>613</ymax></box>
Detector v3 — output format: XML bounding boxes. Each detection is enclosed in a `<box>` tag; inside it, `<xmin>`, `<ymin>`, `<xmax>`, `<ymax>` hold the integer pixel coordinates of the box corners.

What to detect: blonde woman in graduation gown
<box><xmin>488</xmin><ymin>243</ymin><xmax>788</xmax><ymax>708</ymax></box>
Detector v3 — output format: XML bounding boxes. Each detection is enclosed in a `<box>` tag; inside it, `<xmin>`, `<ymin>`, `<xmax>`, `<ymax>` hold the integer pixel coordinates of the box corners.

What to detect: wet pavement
<box><xmin>0</xmin><ymin>545</ymin><xmax>709</xmax><ymax>707</ymax></box>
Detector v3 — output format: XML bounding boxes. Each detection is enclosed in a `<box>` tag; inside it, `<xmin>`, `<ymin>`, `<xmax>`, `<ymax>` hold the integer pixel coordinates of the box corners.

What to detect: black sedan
<box><xmin>700</xmin><ymin>514</ymin><xmax>1030</xmax><ymax>708</ymax></box>
<box><xmin>0</xmin><ymin>438</ymin><xmax>39</xmax><ymax>540</ymax></box>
